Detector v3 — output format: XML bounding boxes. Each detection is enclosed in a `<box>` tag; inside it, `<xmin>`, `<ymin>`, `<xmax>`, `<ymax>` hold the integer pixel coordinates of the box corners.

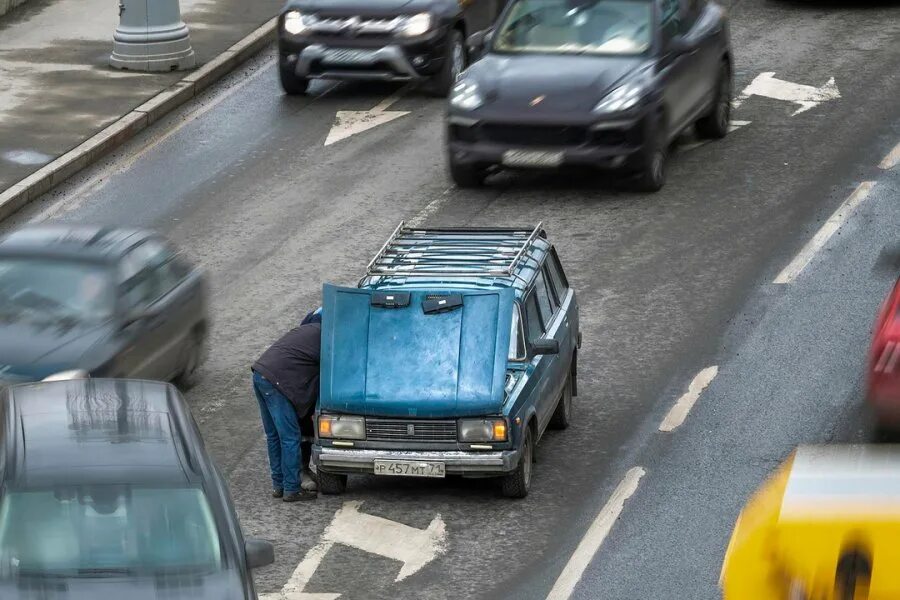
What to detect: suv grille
<box><xmin>480</xmin><ymin>124</ymin><xmax>588</xmax><ymax>147</ymax></box>
<box><xmin>366</xmin><ymin>418</ymin><xmax>458</xmax><ymax>442</ymax></box>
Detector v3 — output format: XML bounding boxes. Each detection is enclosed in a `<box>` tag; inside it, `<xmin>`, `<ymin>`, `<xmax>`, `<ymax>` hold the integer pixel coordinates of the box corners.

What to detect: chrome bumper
<box><xmin>313</xmin><ymin>445</ymin><xmax>521</xmax><ymax>476</ymax></box>
<box><xmin>295</xmin><ymin>44</ymin><xmax>421</xmax><ymax>80</ymax></box>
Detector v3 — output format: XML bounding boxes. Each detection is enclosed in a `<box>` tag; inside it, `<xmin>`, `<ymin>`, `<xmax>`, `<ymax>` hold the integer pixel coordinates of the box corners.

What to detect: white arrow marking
<box><xmin>680</xmin><ymin>120</ymin><xmax>752</xmax><ymax>152</ymax></box>
<box><xmin>259</xmin><ymin>501</ymin><xmax>447</xmax><ymax>599</ymax></box>
<box><xmin>733</xmin><ymin>72</ymin><xmax>840</xmax><ymax>116</ymax></box>
<box><xmin>324</xmin><ymin>87</ymin><xmax>411</xmax><ymax>146</ymax></box>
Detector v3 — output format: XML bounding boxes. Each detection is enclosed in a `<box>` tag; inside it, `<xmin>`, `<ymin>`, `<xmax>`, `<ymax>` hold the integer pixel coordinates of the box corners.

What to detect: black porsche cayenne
<box><xmin>446</xmin><ymin>0</ymin><xmax>732</xmax><ymax>191</ymax></box>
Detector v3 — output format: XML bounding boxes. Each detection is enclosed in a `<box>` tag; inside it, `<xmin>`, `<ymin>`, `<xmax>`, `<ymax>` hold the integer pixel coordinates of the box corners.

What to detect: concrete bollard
<box><xmin>110</xmin><ymin>0</ymin><xmax>196</xmax><ymax>72</ymax></box>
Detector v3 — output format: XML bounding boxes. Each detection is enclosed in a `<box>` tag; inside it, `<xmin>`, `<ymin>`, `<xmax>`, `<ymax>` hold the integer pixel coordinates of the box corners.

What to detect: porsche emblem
<box><xmin>529</xmin><ymin>95</ymin><xmax>545</xmax><ymax>106</ymax></box>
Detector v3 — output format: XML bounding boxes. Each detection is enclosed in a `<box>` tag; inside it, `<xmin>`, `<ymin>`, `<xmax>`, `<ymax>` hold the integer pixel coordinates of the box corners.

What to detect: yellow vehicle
<box><xmin>721</xmin><ymin>445</ymin><xmax>900</xmax><ymax>600</ymax></box>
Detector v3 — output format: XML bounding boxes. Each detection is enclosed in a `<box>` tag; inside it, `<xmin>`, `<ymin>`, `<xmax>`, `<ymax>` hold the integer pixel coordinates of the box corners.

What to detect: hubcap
<box><xmin>451</xmin><ymin>40</ymin><xmax>464</xmax><ymax>82</ymax></box>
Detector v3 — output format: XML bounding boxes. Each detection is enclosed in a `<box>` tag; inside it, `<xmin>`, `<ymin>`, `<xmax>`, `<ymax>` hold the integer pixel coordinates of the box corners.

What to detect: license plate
<box><xmin>373</xmin><ymin>460</ymin><xmax>446</xmax><ymax>478</ymax></box>
<box><xmin>322</xmin><ymin>49</ymin><xmax>377</xmax><ymax>65</ymax></box>
<box><xmin>502</xmin><ymin>149</ymin><xmax>564</xmax><ymax>168</ymax></box>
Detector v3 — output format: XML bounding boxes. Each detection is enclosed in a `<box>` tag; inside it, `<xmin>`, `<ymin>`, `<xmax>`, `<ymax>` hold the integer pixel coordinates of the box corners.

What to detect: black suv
<box><xmin>277</xmin><ymin>0</ymin><xmax>508</xmax><ymax>96</ymax></box>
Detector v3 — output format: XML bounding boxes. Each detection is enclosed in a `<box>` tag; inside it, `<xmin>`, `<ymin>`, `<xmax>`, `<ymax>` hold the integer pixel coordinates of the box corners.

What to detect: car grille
<box><xmin>479</xmin><ymin>124</ymin><xmax>588</xmax><ymax>147</ymax></box>
<box><xmin>366</xmin><ymin>418</ymin><xmax>458</xmax><ymax>442</ymax></box>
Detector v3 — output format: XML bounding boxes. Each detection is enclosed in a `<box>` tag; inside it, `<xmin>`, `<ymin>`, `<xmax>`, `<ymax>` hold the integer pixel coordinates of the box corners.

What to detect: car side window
<box><xmin>524</xmin><ymin>294</ymin><xmax>543</xmax><ymax>342</ymax></box>
<box><xmin>546</xmin><ymin>248</ymin><xmax>569</xmax><ymax>300</ymax></box>
<box><xmin>145</xmin><ymin>240</ymin><xmax>188</xmax><ymax>300</ymax></box>
<box><xmin>533</xmin><ymin>270</ymin><xmax>555</xmax><ymax>327</ymax></box>
<box><xmin>659</xmin><ymin>0</ymin><xmax>682</xmax><ymax>40</ymax></box>
<box><xmin>119</xmin><ymin>243</ymin><xmax>157</xmax><ymax>311</ymax></box>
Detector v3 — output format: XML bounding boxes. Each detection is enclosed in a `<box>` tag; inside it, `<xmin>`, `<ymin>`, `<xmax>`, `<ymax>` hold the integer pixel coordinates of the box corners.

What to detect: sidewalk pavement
<box><xmin>0</xmin><ymin>0</ymin><xmax>283</xmax><ymax>193</ymax></box>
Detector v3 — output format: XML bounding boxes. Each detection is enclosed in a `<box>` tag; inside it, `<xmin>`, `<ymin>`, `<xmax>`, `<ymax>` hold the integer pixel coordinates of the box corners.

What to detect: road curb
<box><xmin>0</xmin><ymin>17</ymin><xmax>278</xmax><ymax>222</ymax></box>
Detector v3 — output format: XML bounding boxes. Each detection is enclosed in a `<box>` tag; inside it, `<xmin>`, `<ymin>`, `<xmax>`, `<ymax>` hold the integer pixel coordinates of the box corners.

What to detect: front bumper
<box><xmin>279</xmin><ymin>30</ymin><xmax>447</xmax><ymax>81</ymax></box>
<box><xmin>313</xmin><ymin>445</ymin><xmax>522</xmax><ymax>477</ymax></box>
<box><xmin>446</xmin><ymin>110</ymin><xmax>653</xmax><ymax>170</ymax></box>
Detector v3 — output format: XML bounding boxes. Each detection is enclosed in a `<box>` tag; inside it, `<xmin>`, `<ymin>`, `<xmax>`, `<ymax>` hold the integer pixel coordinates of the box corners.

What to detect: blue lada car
<box><xmin>312</xmin><ymin>223</ymin><xmax>580</xmax><ymax>498</ymax></box>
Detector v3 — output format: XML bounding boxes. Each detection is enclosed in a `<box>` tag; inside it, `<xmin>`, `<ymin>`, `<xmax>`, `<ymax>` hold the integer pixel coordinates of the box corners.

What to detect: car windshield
<box><xmin>494</xmin><ymin>0</ymin><xmax>652</xmax><ymax>56</ymax></box>
<box><xmin>0</xmin><ymin>259</ymin><xmax>114</xmax><ymax>325</ymax></box>
<box><xmin>0</xmin><ymin>485</ymin><xmax>224</xmax><ymax>578</ymax></box>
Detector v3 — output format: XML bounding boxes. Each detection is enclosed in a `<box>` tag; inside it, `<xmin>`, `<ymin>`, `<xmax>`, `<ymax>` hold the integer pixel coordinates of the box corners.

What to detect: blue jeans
<box><xmin>253</xmin><ymin>371</ymin><xmax>302</xmax><ymax>493</ymax></box>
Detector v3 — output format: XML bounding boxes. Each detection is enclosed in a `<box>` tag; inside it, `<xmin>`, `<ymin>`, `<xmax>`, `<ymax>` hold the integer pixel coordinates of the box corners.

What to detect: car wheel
<box><xmin>449</xmin><ymin>154</ymin><xmax>487</xmax><ymax>188</ymax></box>
<box><xmin>317</xmin><ymin>471</ymin><xmax>348</xmax><ymax>495</ymax></box>
<box><xmin>426</xmin><ymin>30</ymin><xmax>465</xmax><ymax>97</ymax></box>
<box><xmin>631</xmin><ymin>125</ymin><xmax>667</xmax><ymax>193</ymax></box>
<box><xmin>501</xmin><ymin>426</ymin><xmax>534</xmax><ymax>499</ymax></box>
<box><xmin>548</xmin><ymin>373</ymin><xmax>573</xmax><ymax>430</ymax></box>
<box><xmin>696</xmin><ymin>61</ymin><xmax>732</xmax><ymax>139</ymax></box>
<box><xmin>174</xmin><ymin>333</ymin><xmax>204</xmax><ymax>390</ymax></box>
<box><xmin>279</xmin><ymin>57</ymin><xmax>309</xmax><ymax>96</ymax></box>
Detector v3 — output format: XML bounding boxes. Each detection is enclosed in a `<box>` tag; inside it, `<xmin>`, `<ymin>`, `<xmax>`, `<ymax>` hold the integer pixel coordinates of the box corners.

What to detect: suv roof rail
<box><xmin>365</xmin><ymin>222</ymin><xmax>545</xmax><ymax>279</ymax></box>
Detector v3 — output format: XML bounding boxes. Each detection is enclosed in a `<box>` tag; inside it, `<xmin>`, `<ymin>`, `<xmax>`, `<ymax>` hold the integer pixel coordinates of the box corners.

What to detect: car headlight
<box><xmin>593</xmin><ymin>80</ymin><xmax>646</xmax><ymax>114</ymax></box>
<box><xmin>458</xmin><ymin>418</ymin><xmax>507</xmax><ymax>442</ymax></box>
<box><xmin>42</xmin><ymin>369</ymin><xmax>89</xmax><ymax>382</ymax></box>
<box><xmin>450</xmin><ymin>80</ymin><xmax>484</xmax><ymax>110</ymax></box>
<box><xmin>283</xmin><ymin>11</ymin><xmax>313</xmax><ymax>35</ymax></box>
<box><xmin>398</xmin><ymin>13</ymin><xmax>432</xmax><ymax>37</ymax></box>
<box><xmin>318</xmin><ymin>415</ymin><xmax>366</xmax><ymax>440</ymax></box>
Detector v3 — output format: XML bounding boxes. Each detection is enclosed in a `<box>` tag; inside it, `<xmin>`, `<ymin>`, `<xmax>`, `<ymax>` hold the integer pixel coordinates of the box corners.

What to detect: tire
<box><xmin>548</xmin><ymin>374</ymin><xmax>573</xmax><ymax>430</ymax></box>
<box><xmin>426</xmin><ymin>30</ymin><xmax>465</xmax><ymax>97</ymax></box>
<box><xmin>449</xmin><ymin>154</ymin><xmax>487</xmax><ymax>188</ymax></box>
<box><xmin>696</xmin><ymin>61</ymin><xmax>732</xmax><ymax>140</ymax></box>
<box><xmin>317</xmin><ymin>471</ymin><xmax>347</xmax><ymax>495</ymax></box>
<box><xmin>279</xmin><ymin>58</ymin><xmax>309</xmax><ymax>96</ymax></box>
<box><xmin>501</xmin><ymin>426</ymin><xmax>534</xmax><ymax>499</ymax></box>
<box><xmin>174</xmin><ymin>333</ymin><xmax>204</xmax><ymax>390</ymax></box>
<box><xmin>631</xmin><ymin>124</ymin><xmax>667</xmax><ymax>193</ymax></box>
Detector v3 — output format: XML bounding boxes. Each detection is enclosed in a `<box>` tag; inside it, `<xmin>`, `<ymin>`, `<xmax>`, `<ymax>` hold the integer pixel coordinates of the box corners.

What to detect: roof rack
<box><xmin>365</xmin><ymin>222</ymin><xmax>545</xmax><ymax>279</ymax></box>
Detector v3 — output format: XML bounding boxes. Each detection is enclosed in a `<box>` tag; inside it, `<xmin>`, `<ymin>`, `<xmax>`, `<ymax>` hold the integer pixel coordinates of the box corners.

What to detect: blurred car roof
<box><xmin>0</xmin><ymin>225</ymin><xmax>151</xmax><ymax>262</ymax></box>
<box><xmin>3</xmin><ymin>379</ymin><xmax>201</xmax><ymax>488</ymax></box>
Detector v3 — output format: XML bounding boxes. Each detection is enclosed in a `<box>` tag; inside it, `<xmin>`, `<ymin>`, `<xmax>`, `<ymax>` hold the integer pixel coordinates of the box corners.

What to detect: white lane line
<box><xmin>880</xmin><ymin>141</ymin><xmax>900</xmax><ymax>170</ymax></box>
<box><xmin>658</xmin><ymin>366</ymin><xmax>719</xmax><ymax>433</ymax></box>
<box><xmin>773</xmin><ymin>181</ymin><xmax>876</xmax><ymax>284</ymax></box>
<box><xmin>407</xmin><ymin>187</ymin><xmax>454</xmax><ymax>227</ymax></box>
<box><xmin>545</xmin><ymin>467</ymin><xmax>645</xmax><ymax>600</ymax></box>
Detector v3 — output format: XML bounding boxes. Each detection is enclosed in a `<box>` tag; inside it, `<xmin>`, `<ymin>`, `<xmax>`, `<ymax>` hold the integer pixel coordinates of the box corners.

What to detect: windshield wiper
<box><xmin>75</xmin><ymin>567</ymin><xmax>136</xmax><ymax>578</ymax></box>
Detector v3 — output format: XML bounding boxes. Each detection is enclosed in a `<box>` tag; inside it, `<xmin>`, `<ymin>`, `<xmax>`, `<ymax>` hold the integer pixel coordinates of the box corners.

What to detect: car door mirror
<box><xmin>245</xmin><ymin>537</ymin><xmax>275</xmax><ymax>569</ymax></box>
<box><xmin>121</xmin><ymin>305</ymin><xmax>157</xmax><ymax>329</ymax></box>
<box><xmin>532</xmin><ymin>338</ymin><xmax>559</xmax><ymax>355</ymax></box>
<box><xmin>467</xmin><ymin>30</ymin><xmax>493</xmax><ymax>59</ymax></box>
<box><xmin>668</xmin><ymin>35</ymin><xmax>691</xmax><ymax>55</ymax></box>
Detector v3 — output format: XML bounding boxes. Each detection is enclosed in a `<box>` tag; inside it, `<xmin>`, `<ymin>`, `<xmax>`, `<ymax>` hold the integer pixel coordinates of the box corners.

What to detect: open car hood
<box><xmin>320</xmin><ymin>284</ymin><xmax>514</xmax><ymax>418</ymax></box>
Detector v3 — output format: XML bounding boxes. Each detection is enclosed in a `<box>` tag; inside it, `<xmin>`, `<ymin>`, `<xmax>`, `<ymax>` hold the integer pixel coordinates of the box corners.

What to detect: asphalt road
<box><xmin>8</xmin><ymin>0</ymin><xmax>900</xmax><ymax>598</ymax></box>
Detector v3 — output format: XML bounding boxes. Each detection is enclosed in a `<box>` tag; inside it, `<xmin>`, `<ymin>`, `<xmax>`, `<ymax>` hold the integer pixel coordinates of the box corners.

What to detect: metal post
<box><xmin>110</xmin><ymin>0</ymin><xmax>196</xmax><ymax>72</ymax></box>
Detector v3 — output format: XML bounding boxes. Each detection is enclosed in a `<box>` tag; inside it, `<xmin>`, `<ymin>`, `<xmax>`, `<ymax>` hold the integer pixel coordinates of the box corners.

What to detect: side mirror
<box><xmin>668</xmin><ymin>35</ymin><xmax>691</xmax><ymax>55</ymax></box>
<box><xmin>120</xmin><ymin>306</ymin><xmax>157</xmax><ymax>329</ymax></box>
<box><xmin>245</xmin><ymin>538</ymin><xmax>275</xmax><ymax>569</ymax></box>
<box><xmin>532</xmin><ymin>339</ymin><xmax>559</xmax><ymax>355</ymax></box>
<box><xmin>467</xmin><ymin>30</ymin><xmax>493</xmax><ymax>59</ymax></box>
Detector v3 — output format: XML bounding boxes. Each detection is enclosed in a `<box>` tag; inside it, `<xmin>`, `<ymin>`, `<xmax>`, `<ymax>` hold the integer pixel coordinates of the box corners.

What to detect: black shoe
<box><xmin>283</xmin><ymin>490</ymin><xmax>317</xmax><ymax>502</ymax></box>
<box><xmin>272</xmin><ymin>489</ymin><xmax>284</xmax><ymax>499</ymax></box>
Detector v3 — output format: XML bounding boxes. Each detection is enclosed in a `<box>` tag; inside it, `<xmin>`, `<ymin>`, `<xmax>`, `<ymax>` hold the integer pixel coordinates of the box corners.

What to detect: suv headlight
<box><xmin>42</xmin><ymin>369</ymin><xmax>89</xmax><ymax>382</ymax></box>
<box><xmin>458</xmin><ymin>418</ymin><xmax>507</xmax><ymax>442</ymax></box>
<box><xmin>450</xmin><ymin>80</ymin><xmax>484</xmax><ymax>111</ymax></box>
<box><xmin>283</xmin><ymin>11</ymin><xmax>314</xmax><ymax>35</ymax></box>
<box><xmin>319</xmin><ymin>415</ymin><xmax>366</xmax><ymax>440</ymax></box>
<box><xmin>593</xmin><ymin>80</ymin><xmax>646</xmax><ymax>114</ymax></box>
<box><xmin>398</xmin><ymin>13</ymin><xmax>432</xmax><ymax>37</ymax></box>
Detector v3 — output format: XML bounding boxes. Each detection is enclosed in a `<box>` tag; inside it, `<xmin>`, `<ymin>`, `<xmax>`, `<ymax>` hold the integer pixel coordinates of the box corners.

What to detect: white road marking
<box><xmin>680</xmin><ymin>120</ymin><xmax>752</xmax><ymax>152</ymax></box>
<box><xmin>880</xmin><ymin>141</ymin><xmax>900</xmax><ymax>170</ymax></box>
<box><xmin>260</xmin><ymin>500</ymin><xmax>447</xmax><ymax>600</ymax></box>
<box><xmin>773</xmin><ymin>181</ymin><xmax>876</xmax><ymax>284</ymax></box>
<box><xmin>324</xmin><ymin>86</ymin><xmax>411</xmax><ymax>146</ymax></box>
<box><xmin>407</xmin><ymin>187</ymin><xmax>454</xmax><ymax>227</ymax></box>
<box><xmin>658</xmin><ymin>366</ymin><xmax>719</xmax><ymax>432</ymax></box>
<box><xmin>545</xmin><ymin>467</ymin><xmax>645</xmax><ymax>600</ymax></box>
<box><xmin>733</xmin><ymin>72</ymin><xmax>840</xmax><ymax>116</ymax></box>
